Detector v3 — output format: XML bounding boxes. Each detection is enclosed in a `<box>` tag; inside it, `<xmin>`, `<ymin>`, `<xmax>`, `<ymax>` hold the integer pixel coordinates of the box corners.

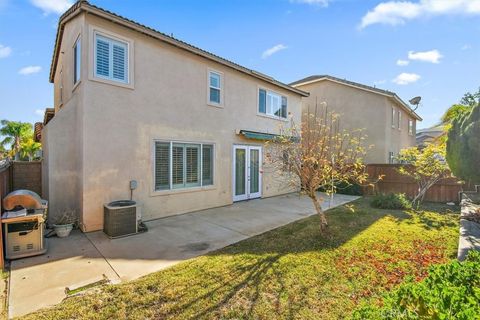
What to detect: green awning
<box><xmin>239</xmin><ymin>130</ymin><xmax>279</xmax><ymax>141</ymax></box>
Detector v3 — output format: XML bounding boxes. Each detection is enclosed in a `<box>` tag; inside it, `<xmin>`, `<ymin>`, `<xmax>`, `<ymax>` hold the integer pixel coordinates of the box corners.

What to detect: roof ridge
<box><xmin>290</xmin><ymin>74</ymin><xmax>422</xmax><ymax>121</ymax></box>
<box><xmin>49</xmin><ymin>1</ymin><xmax>308</xmax><ymax>96</ymax></box>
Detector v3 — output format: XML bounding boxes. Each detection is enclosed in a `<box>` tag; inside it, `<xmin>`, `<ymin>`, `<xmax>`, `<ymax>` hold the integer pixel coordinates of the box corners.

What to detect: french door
<box><xmin>233</xmin><ymin>145</ymin><xmax>262</xmax><ymax>202</ymax></box>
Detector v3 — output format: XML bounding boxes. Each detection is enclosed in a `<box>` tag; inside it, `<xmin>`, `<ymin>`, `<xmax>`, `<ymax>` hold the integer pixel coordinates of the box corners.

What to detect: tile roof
<box><xmin>34</xmin><ymin>122</ymin><xmax>43</xmax><ymax>143</ymax></box>
<box><xmin>290</xmin><ymin>74</ymin><xmax>422</xmax><ymax>121</ymax></box>
<box><xmin>49</xmin><ymin>1</ymin><xmax>308</xmax><ymax>97</ymax></box>
<box><xmin>43</xmin><ymin>108</ymin><xmax>55</xmax><ymax>125</ymax></box>
<box><xmin>290</xmin><ymin>75</ymin><xmax>395</xmax><ymax>96</ymax></box>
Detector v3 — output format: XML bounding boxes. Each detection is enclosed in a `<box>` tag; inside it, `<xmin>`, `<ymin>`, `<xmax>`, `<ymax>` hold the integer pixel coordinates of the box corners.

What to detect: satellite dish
<box><xmin>409</xmin><ymin>96</ymin><xmax>421</xmax><ymax>111</ymax></box>
<box><xmin>409</xmin><ymin>96</ymin><xmax>421</xmax><ymax>106</ymax></box>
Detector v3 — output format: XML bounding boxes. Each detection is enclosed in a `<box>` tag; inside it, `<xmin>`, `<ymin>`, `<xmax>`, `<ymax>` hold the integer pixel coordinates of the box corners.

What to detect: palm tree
<box><xmin>0</xmin><ymin>120</ymin><xmax>33</xmax><ymax>160</ymax></box>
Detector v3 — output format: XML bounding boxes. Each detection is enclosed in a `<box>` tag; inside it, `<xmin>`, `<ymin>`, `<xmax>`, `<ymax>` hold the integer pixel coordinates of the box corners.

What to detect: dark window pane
<box><xmin>259</xmin><ymin>89</ymin><xmax>266</xmax><ymax>114</ymax></box>
<box><xmin>210</xmin><ymin>88</ymin><xmax>220</xmax><ymax>104</ymax></box>
<box><xmin>281</xmin><ymin>96</ymin><xmax>287</xmax><ymax>118</ymax></box>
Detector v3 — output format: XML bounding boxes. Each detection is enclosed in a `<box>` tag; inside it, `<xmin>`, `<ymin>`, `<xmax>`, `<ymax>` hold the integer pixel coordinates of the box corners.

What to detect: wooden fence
<box><xmin>0</xmin><ymin>161</ymin><xmax>12</xmax><ymax>270</ymax></box>
<box><xmin>364</xmin><ymin>164</ymin><xmax>466</xmax><ymax>203</ymax></box>
<box><xmin>11</xmin><ymin>161</ymin><xmax>42</xmax><ymax>197</ymax></box>
<box><xmin>0</xmin><ymin>160</ymin><xmax>12</xmax><ymax>213</ymax></box>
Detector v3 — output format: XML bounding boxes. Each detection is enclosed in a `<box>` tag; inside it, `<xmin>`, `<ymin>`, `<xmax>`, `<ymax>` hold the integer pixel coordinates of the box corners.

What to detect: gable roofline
<box><xmin>290</xmin><ymin>75</ymin><xmax>422</xmax><ymax>121</ymax></box>
<box><xmin>49</xmin><ymin>1</ymin><xmax>309</xmax><ymax>97</ymax></box>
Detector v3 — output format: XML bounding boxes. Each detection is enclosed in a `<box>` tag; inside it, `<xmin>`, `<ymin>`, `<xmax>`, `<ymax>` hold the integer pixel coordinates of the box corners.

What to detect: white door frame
<box><xmin>233</xmin><ymin>145</ymin><xmax>262</xmax><ymax>202</ymax></box>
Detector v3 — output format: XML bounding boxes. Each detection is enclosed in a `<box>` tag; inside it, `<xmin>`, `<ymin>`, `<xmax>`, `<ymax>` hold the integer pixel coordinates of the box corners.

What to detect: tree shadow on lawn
<box><xmin>23</xmin><ymin>199</ymin><xmax>458</xmax><ymax>320</ymax></box>
<box><xmin>153</xmin><ymin>200</ymin><xmax>425</xmax><ymax>319</ymax></box>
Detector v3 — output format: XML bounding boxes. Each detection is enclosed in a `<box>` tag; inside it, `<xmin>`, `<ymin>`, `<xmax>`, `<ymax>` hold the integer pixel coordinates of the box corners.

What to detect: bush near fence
<box><xmin>364</xmin><ymin>164</ymin><xmax>466</xmax><ymax>203</ymax></box>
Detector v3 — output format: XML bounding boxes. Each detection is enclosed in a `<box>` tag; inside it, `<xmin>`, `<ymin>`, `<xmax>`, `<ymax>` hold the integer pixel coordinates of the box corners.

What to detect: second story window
<box><xmin>73</xmin><ymin>37</ymin><xmax>81</xmax><ymax>85</ymax></box>
<box><xmin>408</xmin><ymin>119</ymin><xmax>414</xmax><ymax>135</ymax></box>
<box><xmin>259</xmin><ymin>89</ymin><xmax>287</xmax><ymax>119</ymax></box>
<box><xmin>94</xmin><ymin>33</ymin><xmax>128</xmax><ymax>84</ymax></box>
<box><xmin>398</xmin><ymin>110</ymin><xmax>402</xmax><ymax>130</ymax></box>
<box><xmin>391</xmin><ymin>107</ymin><xmax>395</xmax><ymax>128</ymax></box>
<box><xmin>208</xmin><ymin>71</ymin><xmax>221</xmax><ymax>105</ymax></box>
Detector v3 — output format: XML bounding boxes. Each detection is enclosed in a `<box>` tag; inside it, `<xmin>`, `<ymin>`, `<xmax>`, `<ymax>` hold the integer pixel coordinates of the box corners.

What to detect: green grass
<box><xmin>21</xmin><ymin>198</ymin><xmax>460</xmax><ymax>320</ymax></box>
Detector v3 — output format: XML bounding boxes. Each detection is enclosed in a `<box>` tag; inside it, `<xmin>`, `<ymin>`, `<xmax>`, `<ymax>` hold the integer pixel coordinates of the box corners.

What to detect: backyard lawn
<box><xmin>22</xmin><ymin>197</ymin><xmax>459</xmax><ymax>320</ymax></box>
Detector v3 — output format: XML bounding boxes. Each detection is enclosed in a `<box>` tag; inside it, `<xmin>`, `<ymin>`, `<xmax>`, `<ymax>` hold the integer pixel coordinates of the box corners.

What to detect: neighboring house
<box><xmin>34</xmin><ymin>108</ymin><xmax>55</xmax><ymax>143</ymax></box>
<box><xmin>290</xmin><ymin>75</ymin><xmax>422</xmax><ymax>164</ymax></box>
<box><xmin>416</xmin><ymin>125</ymin><xmax>445</xmax><ymax>148</ymax></box>
<box><xmin>42</xmin><ymin>1</ymin><xmax>308</xmax><ymax>232</ymax></box>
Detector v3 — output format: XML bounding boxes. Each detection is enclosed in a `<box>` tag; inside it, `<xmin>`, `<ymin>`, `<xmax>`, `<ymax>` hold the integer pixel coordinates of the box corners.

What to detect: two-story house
<box><xmin>42</xmin><ymin>1</ymin><xmax>308</xmax><ymax>232</ymax></box>
<box><xmin>290</xmin><ymin>75</ymin><xmax>422</xmax><ymax>164</ymax></box>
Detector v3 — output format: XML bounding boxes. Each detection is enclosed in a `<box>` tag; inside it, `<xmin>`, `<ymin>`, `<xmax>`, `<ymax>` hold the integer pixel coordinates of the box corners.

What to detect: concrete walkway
<box><xmin>8</xmin><ymin>193</ymin><xmax>359</xmax><ymax>318</ymax></box>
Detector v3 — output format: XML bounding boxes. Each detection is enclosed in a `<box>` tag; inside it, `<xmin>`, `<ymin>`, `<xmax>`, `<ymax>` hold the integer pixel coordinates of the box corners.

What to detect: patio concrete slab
<box><xmin>8</xmin><ymin>192</ymin><xmax>358</xmax><ymax>318</ymax></box>
<box><xmin>85</xmin><ymin>212</ymin><xmax>248</xmax><ymax>281</ymax></box>
<box><xmin>8</xmin><ymin>231</ymin><xmax>120</xmax><ymax>319</ymax></box>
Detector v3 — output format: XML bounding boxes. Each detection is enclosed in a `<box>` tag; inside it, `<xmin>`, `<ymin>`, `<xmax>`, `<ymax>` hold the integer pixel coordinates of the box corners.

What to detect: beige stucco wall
<box><xmin>46</xmin><ymin>12</ymin><xmax>303</xmax><ymax>232</ymax></box>
<box><xmin>42</xmin><ymin>90</ymin><xmax>84</xmax><ymax>225</ymax></box>
<box><xmin>294</xmin><ymin>80</ymin><xmax>416</xmax><ymax>163</ymax></box>
<box><xmin>44</xmin><ymin>14</ymin><xmax>85</xmax><ymax>225</ymax></box>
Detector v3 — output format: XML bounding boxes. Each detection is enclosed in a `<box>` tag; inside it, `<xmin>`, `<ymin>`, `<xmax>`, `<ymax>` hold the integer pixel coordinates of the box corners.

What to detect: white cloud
<box><xmin>408</xmin><ymin>49</ymin><xmax>443</xmax><ymax>63</ymax></box>
<box><xmin>262</xmin><ymin>44</ymin><xmax>288</xmax><ymax>59</ymax></box>
<box><xmin>0</xmin><ymin>44</ymin><xmax>11</xmax><ymax>58</ymax></box>
<box><xmin>392</xmin><ymin>72</ymin><xmax>421</xmax><ymax>85</ymax></box>
<box><xmin>461</xmin><ymin>44</ymin><xmax>471</xmax><ymax>50</ymax></box>
<box><xmin>360</xmin><ymin>0</ymin><xmax>480</xmax><ymax>28</ymax></box>
<box><xmin>290</xmin><ymin>0</ymin><xmax>329</xmax><ymax>7</ymax></box>
<box><xmin>18</xmin><ymin>66</ymin><xmax>42</xmax><ymax>75</ymax></box>
<box><xmin>35</xmin><ymin>109</ymin><xmax>45</xmax><ymax>116</ymax></box>
<box><xmin>396</xmin><ymin>59</ymin><xmax>410</xmax><ymax>66</ymax></box>
<box><xmin>30</xmin><ymin>0</ymin><xmax>72</xmax><ymax>15</ymax></box>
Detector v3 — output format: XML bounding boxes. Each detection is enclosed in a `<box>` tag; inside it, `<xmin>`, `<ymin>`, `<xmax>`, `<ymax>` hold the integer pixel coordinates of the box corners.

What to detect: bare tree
<box><xmin>266</xmin><ymin>103</ymin><xmax>371</xmax><ymax>232</ymax></box>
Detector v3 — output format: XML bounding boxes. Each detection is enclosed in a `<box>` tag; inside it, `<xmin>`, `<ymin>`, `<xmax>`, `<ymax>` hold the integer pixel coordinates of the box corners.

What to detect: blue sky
<box><xmin>0</xmin><ymin>0</ymin><xmax>479</xmax><ymax>129</ymax></box>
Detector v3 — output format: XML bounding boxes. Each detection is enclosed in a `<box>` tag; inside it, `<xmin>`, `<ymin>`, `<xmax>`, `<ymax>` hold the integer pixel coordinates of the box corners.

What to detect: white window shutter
<box><xmin>112</xmin><ymin>44</ymin><xmax>126</xmax><ymax>82</ymax></box>
<box><xmin>155</xmin><ymin>142</ymin><xmax>170</xmax><ymax>190</ymax></box>
<box><xmin>96</xmin><ymin>38</ymin><xmax>110</xmax><ymax>77</ymax></box>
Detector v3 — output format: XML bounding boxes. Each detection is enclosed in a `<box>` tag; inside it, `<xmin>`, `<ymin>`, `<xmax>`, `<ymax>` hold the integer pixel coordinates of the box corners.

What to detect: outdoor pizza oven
<box><xmin>2</xmin><ymin>190</ymin><xmax>48</xmax><ymax>259</ymax></box>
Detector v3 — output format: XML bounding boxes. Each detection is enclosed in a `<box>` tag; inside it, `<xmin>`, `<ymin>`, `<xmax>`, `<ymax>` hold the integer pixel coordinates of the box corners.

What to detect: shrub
<box><xmin>352</xmin><ymin>250</ymin><xmax>480</xmax><ymax>319</ymax></box>
<box><xmin>447</xmin><ymin>103</ymin><xmax>480</xmax><ymax>184</ymax></box>
<box><xmin>370</xmin><ymin>193</ymin><xmax>412</xmax><ymax>210</ymax></box>
<box><xmin>318</xmin><ymin>181</ymin><xmax>363</xmax><ymax>196</ymax></box>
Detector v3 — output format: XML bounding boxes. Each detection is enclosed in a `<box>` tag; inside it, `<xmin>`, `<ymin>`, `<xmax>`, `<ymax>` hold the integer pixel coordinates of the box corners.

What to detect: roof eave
<box><xmin>292</xmin><ymin>76</ymin><xmax>422</xmax><ymax>121</ymax></box>
<box><xmin>49</xmin><ymin>2</ymin><xmax>309</xmax><ymax>97</ymax></box>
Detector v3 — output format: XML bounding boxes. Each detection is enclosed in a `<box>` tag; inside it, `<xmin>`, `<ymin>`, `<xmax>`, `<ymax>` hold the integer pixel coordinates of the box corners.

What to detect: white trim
<box><xmin>88</xmin><ymin>25</ymin><xmax>135</xmax><ymax>89</ymax></box>
<box><xmin>152</xmin><ymin>139</ymin><xmax>216</xmax><ymax>195</ymax></box>
<box><xmin>232</xmin><ymin>145</ymin><xmax>262</xmax><ymax>202</ymax></box>
<box><xmin>73</xmin><ymin>34</ymin><xmax>82</xmax><ymax>88</ymax></box>
<box><xmin>207</xmin><ymin>68</ymin><xmax>224</xmax><ymax>107</ymax></box>
<box><xmin>257</xmin><ymin>86</ymin><xmax>288</xmax><ymax>121</ymax></box>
